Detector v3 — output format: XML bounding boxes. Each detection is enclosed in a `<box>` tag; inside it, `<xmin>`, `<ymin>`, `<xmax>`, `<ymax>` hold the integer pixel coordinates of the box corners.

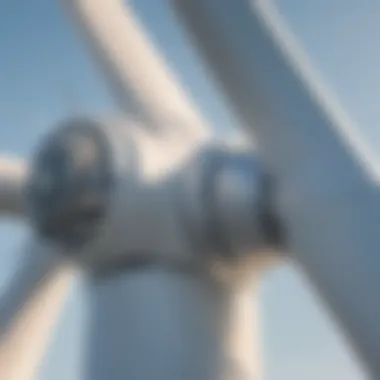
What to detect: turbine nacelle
<box><xmin>25</xmin><ymin>116</ymin><xmax>278</xmax><ymax>280</ymax></box>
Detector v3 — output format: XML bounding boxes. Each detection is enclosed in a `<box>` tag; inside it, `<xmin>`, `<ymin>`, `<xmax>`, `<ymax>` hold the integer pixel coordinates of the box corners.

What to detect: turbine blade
<box><xmin>0</xmin><ymin>238</ymin><xmax>74</xmax><ymax>380</ymax></box>
<box><xmin>62</xmin><ymin>0</ymin><xmax>211</xmax><ymax>142</ymax></box>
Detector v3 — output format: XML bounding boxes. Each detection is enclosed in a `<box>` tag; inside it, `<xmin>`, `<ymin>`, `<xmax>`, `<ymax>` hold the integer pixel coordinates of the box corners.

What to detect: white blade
<box><xmin>0</xmin><ymin>156</ymin><xmax>27</xmax><ymax>217</ymax></box>
<box><xmin>63</xmin><ymin>0</ymin><xmax>211</xmax><ymax>143</ymax></box>
<box><xmin>173</xmin><ymin>0</ymin><xmax>380</xmax><ymax>376</ymax></box>
<box><xmin>0</xmin><ymin>238</ymin><xmax>74</xmax><ymax>380</ymax></box>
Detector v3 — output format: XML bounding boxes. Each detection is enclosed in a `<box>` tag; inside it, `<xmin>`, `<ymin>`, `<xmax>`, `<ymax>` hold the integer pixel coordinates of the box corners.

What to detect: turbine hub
<box><xmin>27</xmin><ymin>118</ymin><xmax>113</xmax><ymax>249</ymax></box>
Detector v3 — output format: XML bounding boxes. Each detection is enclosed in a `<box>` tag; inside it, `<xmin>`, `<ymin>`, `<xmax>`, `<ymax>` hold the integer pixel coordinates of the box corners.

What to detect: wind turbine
<box><xmin>0</xmin><ymin>1</ymin><xmax>272</xmax><ymax>380</ymax></box>
<box><xmin>0</xmin><ymin>1</ymin><xmax>379</xmax><ymax>380</ymax></box>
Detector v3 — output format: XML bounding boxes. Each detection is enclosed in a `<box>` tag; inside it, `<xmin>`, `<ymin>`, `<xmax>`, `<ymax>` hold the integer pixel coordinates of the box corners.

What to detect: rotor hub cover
<box><xmin>27</xmin><ymin>118</ymin><xmax>113</xmax><ymax>250</ymax></box>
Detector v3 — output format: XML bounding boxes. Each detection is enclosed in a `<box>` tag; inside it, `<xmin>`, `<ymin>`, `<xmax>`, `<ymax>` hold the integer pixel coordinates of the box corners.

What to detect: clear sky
<box><xmin>1</xmin><ymin>0</ymin><xmax>380</xmax><ymax>379</ymax></box>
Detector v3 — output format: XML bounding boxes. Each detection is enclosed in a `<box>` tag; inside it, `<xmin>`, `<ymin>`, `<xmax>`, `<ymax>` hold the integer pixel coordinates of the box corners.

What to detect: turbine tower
<box><xmin>0</xmin><ymin>1</ymin><xmax>379</xmax><ymax>380</ymax></box>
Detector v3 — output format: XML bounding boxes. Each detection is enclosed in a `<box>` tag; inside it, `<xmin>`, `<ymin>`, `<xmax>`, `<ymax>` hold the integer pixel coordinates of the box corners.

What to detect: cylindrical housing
<box><xmin>26</xmin><ymin>117</ymin><xmax>198</xmax><ymax>272</ymax></box>
<box><xmin>178</xmin><ymin>145</ymin><xmax>279</xmax><ymax>285</ymax></box>
<box><xmin>86</xmin><ymin>270</ymin><xmax>261</xmax><ymax>380</ymax></box>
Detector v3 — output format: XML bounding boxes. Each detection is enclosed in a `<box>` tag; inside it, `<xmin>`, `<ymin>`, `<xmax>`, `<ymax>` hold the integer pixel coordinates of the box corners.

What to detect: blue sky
<box><xmin>1</xmin><ymin>0</ymin><xmax>379</xmax><ymax>379</ymax></box>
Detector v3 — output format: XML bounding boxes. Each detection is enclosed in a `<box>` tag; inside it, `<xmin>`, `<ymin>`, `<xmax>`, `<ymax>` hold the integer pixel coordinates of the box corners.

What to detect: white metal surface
<box><xmin>173</xmin><ymin>0</ymin><xmax>380</xmax><ymax>377</ymax></box>
<box><xmin>32</xmin><ymin>117</ymin><xmax>207</xmax><ymax>269</ymax></box>
<box><xmin>179</xmin><ymin>144</ymin><xmax>279</xmax><ymax>285</ymax></box>
<box><xmin>86</xmin><ymin>270</ymin><xmax>261</xmax><ymax>380</ymax></box>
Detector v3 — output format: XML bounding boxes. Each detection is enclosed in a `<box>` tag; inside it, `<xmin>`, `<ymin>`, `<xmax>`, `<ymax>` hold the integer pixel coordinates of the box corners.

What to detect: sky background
<box><xmin>1</xmin><ymin>0</ymin><xmax>380</xmax><ymax>379</ymax></box>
